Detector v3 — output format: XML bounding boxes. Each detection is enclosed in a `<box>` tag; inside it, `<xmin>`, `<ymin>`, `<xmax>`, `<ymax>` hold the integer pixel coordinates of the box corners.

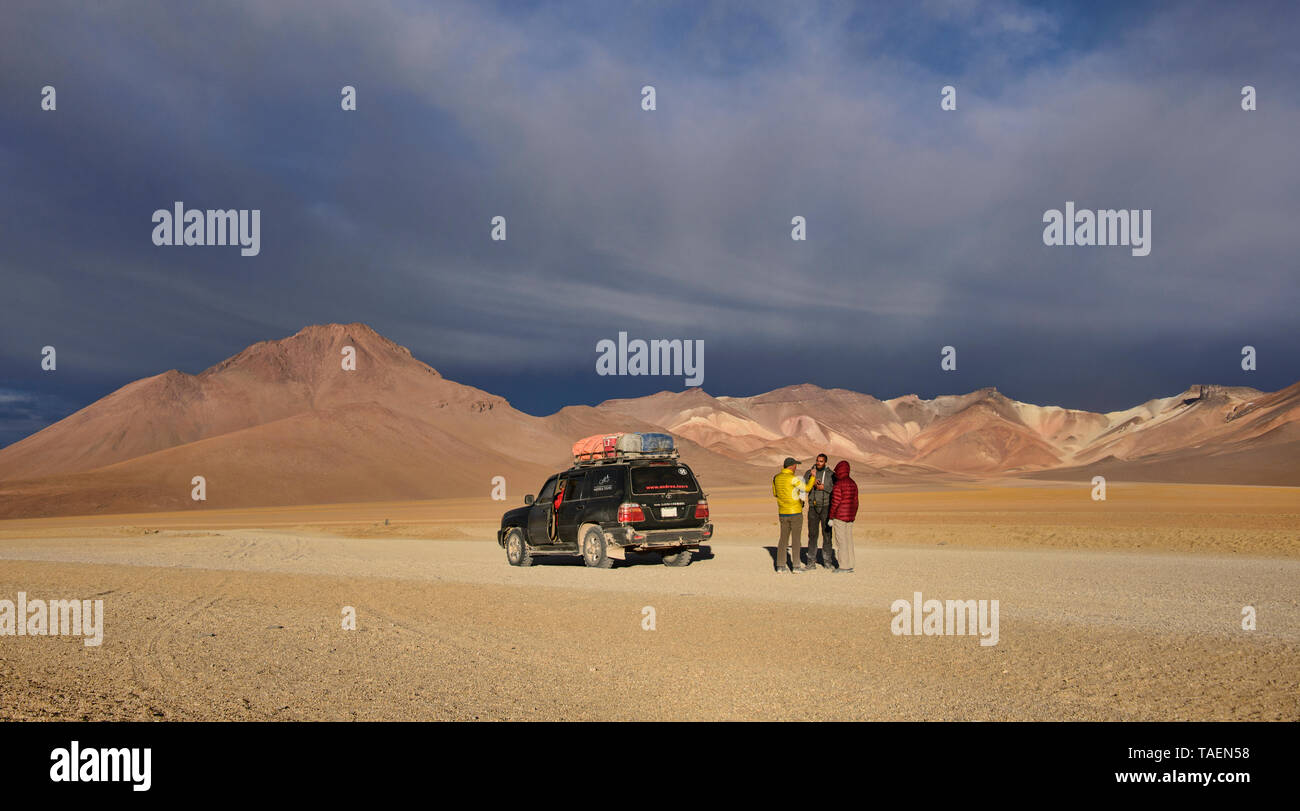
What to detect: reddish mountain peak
<box><xmin>888</xmin><ymin>387</ymin><xmax>1006</xmax><ymax>407</ymax></box>
<box><xmin>952</xmin><ymin>395</ymin><xmax>1024</xmax><ymax>424</ymax></box>
<box><xmin>749</xmin><ymin>383</ymin><xmax>833</xmax><ymax>403</ymax></box>
<box><xmin>625</xmin><ymin>387</ymin><xmax>715</xmax><ymax>403</ymax></box>
<box><xmin>1178</xmin><ymin>384</ymin><xmax>1261</xmax><ymax>400</ymax></box>
<box><xmin>200</xmin><ymin>322</ymin><xmax>440</xmax><ymax>381</ymax></box>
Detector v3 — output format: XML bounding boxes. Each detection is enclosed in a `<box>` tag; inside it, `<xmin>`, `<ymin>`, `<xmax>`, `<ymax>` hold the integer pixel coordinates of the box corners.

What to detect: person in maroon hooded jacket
<box><xmin>828</xmin><ymin>460</ymin><xmax>858</xmax><ymax>573</ymax></box>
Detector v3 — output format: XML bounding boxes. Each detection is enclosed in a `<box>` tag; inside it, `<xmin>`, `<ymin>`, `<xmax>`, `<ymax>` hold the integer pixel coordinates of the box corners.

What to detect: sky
<box><xmin>1</xmin><ymin>0</ymin><xmax>1297</xmax><ymax>447</ymax></box>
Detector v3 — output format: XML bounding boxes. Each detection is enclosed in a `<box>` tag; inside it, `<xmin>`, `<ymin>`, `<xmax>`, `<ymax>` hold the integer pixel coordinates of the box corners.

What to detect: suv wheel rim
<box><xmin>584</xmin><ymin>533</ymin><xmax>596</xmax><ymax>562</ymax></box>
<box><xmin>508</xmin><ymin>535</ymin><xmax>521</xmax><ymax>560</ymax></box>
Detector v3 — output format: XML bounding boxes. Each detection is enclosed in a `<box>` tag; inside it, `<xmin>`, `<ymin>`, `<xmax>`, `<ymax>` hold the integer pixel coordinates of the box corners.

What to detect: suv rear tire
<box><xmin>581</xmin><ymin>525</ymin><xmax>613</xmax><ymax>569</ymax></box>
<box><xmin>661</xmin><ymin>549</ymin><xmax>692</xmax><ymax>567</ymax></box>
<box><xmin>504</xmin><ymin>528</ymin><xmax>533</xmax><ymax>567</ymax></box>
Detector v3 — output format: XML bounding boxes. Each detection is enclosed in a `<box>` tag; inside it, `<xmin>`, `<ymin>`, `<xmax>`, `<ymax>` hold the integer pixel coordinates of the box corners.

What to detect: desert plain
<box><xmin>1</xmin><ymin>480</ymin><xmax>1296</xmax><ymax>721</ymax></box>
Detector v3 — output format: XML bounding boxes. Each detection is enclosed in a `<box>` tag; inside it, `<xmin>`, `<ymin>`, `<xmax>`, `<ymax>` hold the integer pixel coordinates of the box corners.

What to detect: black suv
<box><xmin>497</xmin><ymin>458</ymin><xmax>713</xmax><ymax>568</ymax></box>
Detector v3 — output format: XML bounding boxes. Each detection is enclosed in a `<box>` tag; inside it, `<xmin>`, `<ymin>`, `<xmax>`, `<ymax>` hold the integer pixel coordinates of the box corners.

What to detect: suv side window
<box><xmin>561</xmin><ymin>474</ymin><xmax>584</xmax><ymax>501</ymax></box>
<box><xmin>584</xmin><ymin>467</ymin><xmax>624</xmax><ymax>499</ymax></box>
<box><xmin>536</xmin><ymin>476</ymin><xmax>558</xmax><ymax>502</ymax></box>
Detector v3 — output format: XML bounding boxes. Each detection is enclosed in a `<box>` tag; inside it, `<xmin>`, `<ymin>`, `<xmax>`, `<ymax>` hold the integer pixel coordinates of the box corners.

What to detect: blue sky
<box><xmin>1</xmin><ymin>0</ymin><xmax>1297</xmax><ymax>446</ymax></box>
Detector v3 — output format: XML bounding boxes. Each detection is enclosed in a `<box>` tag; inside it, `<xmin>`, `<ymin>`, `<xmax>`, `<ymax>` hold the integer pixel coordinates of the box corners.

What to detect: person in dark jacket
<box><xmin>802</xmin><ymin>453</ymin><xmax>834</xmax><ymax>569</ymax></box>
<box><xmin>828</xmin><ymin>460</ymin><xmax>858</xmax><ymax>573</ymax></box>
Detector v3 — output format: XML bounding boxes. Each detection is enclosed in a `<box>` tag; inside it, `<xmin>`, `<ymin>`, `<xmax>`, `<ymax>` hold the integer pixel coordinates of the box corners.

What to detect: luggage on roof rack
<box><xmin>571</xmin><ymin>434</ymin><xmax>621</xmax><ymax>461</ymax></box>
<box><xmin>615</xmin><ymin>432</ymin><xmax>675</xmax><ymax>455</ymax></box>
<box><xmin>572</xmin><ymin>432</ymin><xmax>676</xmax><ymax>463</ymax></box>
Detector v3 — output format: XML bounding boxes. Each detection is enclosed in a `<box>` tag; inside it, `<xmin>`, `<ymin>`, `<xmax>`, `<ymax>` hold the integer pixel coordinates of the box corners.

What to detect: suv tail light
<box><xmin>694</xmin><ymin>500</ymin><xmax>709</xmax><ymax>519</ymax></box>
<box><xmin>617</xmin><ymin>502</ymin><xmax>646</xmax><ymax>523</ymax></box>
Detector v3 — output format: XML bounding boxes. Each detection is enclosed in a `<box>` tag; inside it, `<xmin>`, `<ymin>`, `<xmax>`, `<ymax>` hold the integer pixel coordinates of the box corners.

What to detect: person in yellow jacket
<box><xmin>773</xmin><ymin>456</ymin><xmax>812</xmax><ymax>572</ymax></box>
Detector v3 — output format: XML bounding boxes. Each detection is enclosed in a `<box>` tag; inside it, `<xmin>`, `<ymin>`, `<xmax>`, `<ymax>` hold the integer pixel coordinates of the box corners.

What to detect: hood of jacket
<box><xmin>834</xmin><ymin>460</ymin><xmax>850</xmax><ymax>478</ymax></box>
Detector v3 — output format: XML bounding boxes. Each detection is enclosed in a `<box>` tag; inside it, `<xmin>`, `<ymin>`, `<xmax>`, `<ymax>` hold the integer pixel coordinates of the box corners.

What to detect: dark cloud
<box><xmin>0</xmin><ymin>0</ymin><xmax>1296</xmax><ymax>443</ymax></box>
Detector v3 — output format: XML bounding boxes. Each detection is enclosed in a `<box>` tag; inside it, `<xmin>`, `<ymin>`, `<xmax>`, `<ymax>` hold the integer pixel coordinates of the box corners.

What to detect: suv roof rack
<box><xmin>572</xmin><ymin>449</ymin><xmax>680</xmax><ymax>467</ymax></box>
<box><xmin>571</xmin><ymin>432</ymin><xmax>678</xmax><ymax>465</ymax></box>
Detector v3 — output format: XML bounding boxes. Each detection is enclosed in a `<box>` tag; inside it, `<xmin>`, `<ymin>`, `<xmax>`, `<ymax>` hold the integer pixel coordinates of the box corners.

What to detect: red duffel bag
<box><xmin>572</xmin><ymin>433</ymin><xmax>622</xmax><ymax>461</ymax></box>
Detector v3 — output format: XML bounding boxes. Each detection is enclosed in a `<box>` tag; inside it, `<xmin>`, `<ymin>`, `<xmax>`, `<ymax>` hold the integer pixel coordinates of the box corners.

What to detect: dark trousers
<box><xmin>806</xmin><ymin>504</ymin><xmax>832</xmax><ymax>565</ymax></box>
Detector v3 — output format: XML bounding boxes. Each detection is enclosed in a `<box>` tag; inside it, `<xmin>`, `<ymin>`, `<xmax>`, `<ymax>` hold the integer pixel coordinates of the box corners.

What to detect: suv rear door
<box><xmin>627</xmin><ymin>462</ymin><xmax>704</xmax><ymax>529</ymax></box>
<box><xmin>583</xmin><ymin>466</ymin><xmax>624</xmax><ymax>505</ymax></box>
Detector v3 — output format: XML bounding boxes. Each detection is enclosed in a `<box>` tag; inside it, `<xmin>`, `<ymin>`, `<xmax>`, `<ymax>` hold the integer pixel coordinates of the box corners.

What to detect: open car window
<box><xmin>536</xmin><ymin>476</ymin><xmax>557</xmax><ymax>502</ymax></box>
<box><xmin>561</xmin><ymin>475</ymin><xmax>583</xmax><ymax>500</ymax></box>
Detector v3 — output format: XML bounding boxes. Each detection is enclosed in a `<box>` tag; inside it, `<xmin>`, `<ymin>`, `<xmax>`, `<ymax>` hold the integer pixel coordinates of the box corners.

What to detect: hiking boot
<box><xmin>776</xmin><ymin>566</ymin><xmax>790</xmax><ymax>573</ymax></box>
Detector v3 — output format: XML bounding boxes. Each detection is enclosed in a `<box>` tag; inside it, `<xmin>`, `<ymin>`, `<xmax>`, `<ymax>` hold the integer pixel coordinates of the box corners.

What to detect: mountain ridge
<box><xmin>0</xmin><ymin>323</ymin><xmax>1295</xmax><ymax>517</ymax></box>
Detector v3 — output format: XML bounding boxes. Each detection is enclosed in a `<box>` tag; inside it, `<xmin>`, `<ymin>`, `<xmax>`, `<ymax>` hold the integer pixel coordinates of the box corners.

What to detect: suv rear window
<box><xmin>630</xmin><ymin>465</ymin><xmax>699</xmax><ymax>495</ymax></box>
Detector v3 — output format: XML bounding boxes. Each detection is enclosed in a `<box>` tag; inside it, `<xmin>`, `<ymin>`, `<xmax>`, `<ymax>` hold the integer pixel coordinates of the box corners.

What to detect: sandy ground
<box><xmin>0</xmin><ymin>482</ymin><xmax>1296</xmax><ymax>721</ymax></box>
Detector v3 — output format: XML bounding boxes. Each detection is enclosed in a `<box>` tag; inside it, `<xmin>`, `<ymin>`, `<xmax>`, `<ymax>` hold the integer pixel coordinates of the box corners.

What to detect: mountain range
<box><xmin>0</xmin><ymin>323</ymin><xmax>1295</xmax><ymax>517</ymax></box>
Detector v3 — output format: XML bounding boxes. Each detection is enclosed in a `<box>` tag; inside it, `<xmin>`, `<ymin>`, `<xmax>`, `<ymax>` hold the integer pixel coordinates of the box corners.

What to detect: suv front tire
<box><xmin>504</xmin><ymin>527</ymin><xmax>533</xmax><ymax>567</ymax></box>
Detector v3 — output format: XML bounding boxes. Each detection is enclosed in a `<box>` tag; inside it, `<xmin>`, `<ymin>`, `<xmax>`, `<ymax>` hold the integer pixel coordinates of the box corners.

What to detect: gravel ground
<box><xmin>1</xmin><ymin>529</ymin><xmax>1296</xmax><ymax>721</ymax></box>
